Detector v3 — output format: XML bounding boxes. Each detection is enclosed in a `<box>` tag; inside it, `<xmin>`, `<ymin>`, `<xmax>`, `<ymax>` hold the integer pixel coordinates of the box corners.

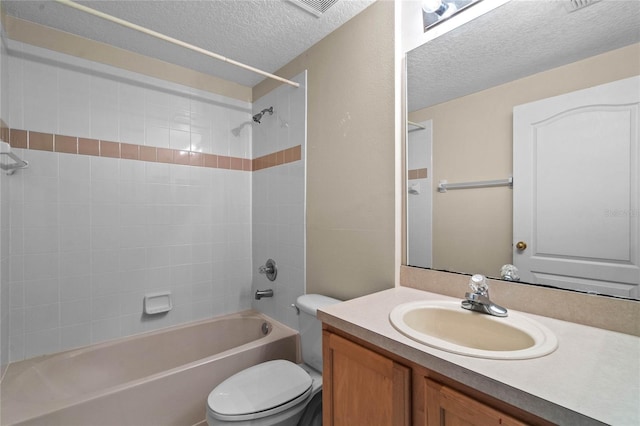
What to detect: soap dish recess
<box><xmin>144</xmin><ymin>292</ymin><xmax>172</xmax><ymax>314</ymax></box>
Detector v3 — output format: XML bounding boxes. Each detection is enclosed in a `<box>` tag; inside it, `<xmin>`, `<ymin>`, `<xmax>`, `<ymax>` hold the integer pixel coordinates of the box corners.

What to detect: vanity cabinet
<box><xmin>424</xmin><ymin>379</ymin><xmax>527</xmax><ymax>426</ymax></box>
<box><xmin>323</xmin><ymin>328</ymin><xmax>552</xmax><ymax>426</ymax></box>
<box><xmin>322</xmin><ymin>330</ymin><xmax>411</xmax><ymax>426</ymax></box>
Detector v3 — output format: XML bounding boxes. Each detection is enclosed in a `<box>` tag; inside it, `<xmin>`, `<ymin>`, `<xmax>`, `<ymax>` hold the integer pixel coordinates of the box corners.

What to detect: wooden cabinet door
<box><xmin>425</xmin><ymin>379</ymin><xmax>527</xmax><ymax>426</ymax></box>
<box><xmin>323</xmin><ymin>331</ymin><xmax>411</xmax><ymax>426</ymax></box>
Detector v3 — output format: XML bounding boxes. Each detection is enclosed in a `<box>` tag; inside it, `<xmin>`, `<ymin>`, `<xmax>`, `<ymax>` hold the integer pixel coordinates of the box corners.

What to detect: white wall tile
<box><xmin>24</xmin><ymin>303</ymin><xmax>59</xmax><ymax>333</ymax></box>
<box><xmin>92</xmin><ymin>227</ymin><xmax>120</xmax><ymax>250</ymax></box>
<box><xmin>59</xmin><ymin>68</ymin><xmax>91</xmax><ymax>137</ymax></box>
<box><xmin>91</xmin><ymin>180</ymin><xmax>119</xmax><ymax>205</ymax></box>
<box><xmin>92</xmin><ymin>272</ymin><xmax>121</xmax><ymax>297</ymax></box>
<box><xmin>22</xmin><ymin>202</ymin><xmax>57</xmax><ymax>228</ymax></box>
<box><xmin>59</xmin><ymin>250</ymin><xmax>91</xmax><ymax>278</ymax></box>
<box><xmin>119</xmin><ymin>161</ymin><xmax>145</xmax><ymax>185</ymax></box>
<box><xmin>169</xmin><ymin>128</ymin><xmax>191</xmax><ymax>151</ymax></box>
<box><xmin>91</xmin><ymin>205</ymin><xmax>119</xmax><ymax>228</ymax></box>
<box><xmin>90</xmin><ymin>75</ymin><xmax>119</xmax><ymax>142</ymax></box>
<box><xmin>60</xmin><ymin>323</ymin><xmax>91</xmax><ymax>350</ymax></box>
<box><xmin>145</xmin><ymin>162</ymin><xmax>171</xmax><ymax>184</ymax></box>
<box><xmin>59</xmin><ymin>276</ymin><xmax>91</xmax><ymax>302</ymax></box>
<box><xmin>59</xmin><ymin>177</ymin><xmax>91</xmax><ymax>204</ymax></box>
<box><xmin>24</xmin><ymin>328</ymin><xmax>59</xmax><ymax>359</ymax></box>
<box><xmin>91</xmin><ymin>317</ymin><xmax>121</xmax><ymax>342</ymax></box>
<box><xmin>8</xmin><ymin>49</ymin><xmax>24</xmax><ymax>129</ymax></box>
<box><xmin>23</xmin><ymin>278</ymin><xmax>59</xmax><ymax>307</ymax></box>
<box><xmin>92</xmin><ymin>294</ymin><xmax>121</xmax><ymax>320</ymax></box>
<box><xmin>147</xmin><ymin>267</ymin><xmax>172</xmax><ymax>290</ymax></box>
<box><xmin>23</xmin><ymin>253</ymin><xmax>59</xmax><ymax>281</ymax></box>
<box><xmin>119</xmin><ymin>111</ymin><xmax>146</xmax><ymax>145</ymax></box>
<box><xmin>23</xmin><ymin>58</ymin><xmax>58</xmax><ymax>133</ymax></box>
<box><xmin>119</xmin><ymin>247</ymin><xmax>147</xmax><ymax>271</ymax></box>
<box><xmin>60</xmin><ymin>300</ymin><xmax>91</xmax><ymax>327</ymax></box>
<box><xmin>91</xmin><ymin>249</ymin><xmax>120</xmax><ymax>274</ymax></box>
<box><xmin>145</xmin><ymin>125</ymin><xmax>170</xmax><ymax>148</ymax></box>
<box><xmin>22</xmin><ymin>150</ymin><xmax>57</xmax><ymax>177</ymax></box>
<box><xmin>5</xmin><ymin>42</ymin><xmax>260</xmax><ymax>362</ymax></box>
<box><xmin>120</xmin><ymin>269</ymin><xmax>148</xmax><ymax>293</ymax></box>
<box><xmin>211</xmin><ymin>105</ymin><xmax>231</xmax><ymax>156</ymax></box>
<box><xmin>91</xmin><ymin>156</ymin><xmax>119</xmax><ymax>179</ymax></box>
<box><xmin>23</xmin><ymin>227</ymin><xmax>58</xmax><ymax>254</ymax></box>
<box><xmin>119</xmin><ymin>205</ymin><xmax>148</xmax><ymax>227</ymax></box>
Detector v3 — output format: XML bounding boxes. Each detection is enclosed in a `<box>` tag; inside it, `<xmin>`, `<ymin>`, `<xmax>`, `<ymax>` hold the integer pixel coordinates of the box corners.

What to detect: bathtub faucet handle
<box><xmin>258</xmin><ymin>259</ymin><xmax>277</xmax><ymax>281</ymax></box>
<box><xmin>258</xmin><ymin>265</ymin><xmax>272</xmax><ymax>274</ymax></box>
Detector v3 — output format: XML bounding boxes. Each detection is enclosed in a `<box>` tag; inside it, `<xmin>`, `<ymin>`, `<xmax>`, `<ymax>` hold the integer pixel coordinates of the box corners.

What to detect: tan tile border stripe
<box><xmin>0</xmin><ymin>119</ymin><xmax>9</xmax><ymax>144</ymax></box>
<box><xmin>408</xmin><ymin>168</ymin><xmax>428</xmax><ymax>180</ymax></box>
<box><xmin>5</xmin><ymin>128</ymin><xmax>301</xmax><ymax>172</ymax></box>
<box><xmin>254</xmin><ymin>145</ymin><xmax>301</xmax><ymax>171</ymax></box>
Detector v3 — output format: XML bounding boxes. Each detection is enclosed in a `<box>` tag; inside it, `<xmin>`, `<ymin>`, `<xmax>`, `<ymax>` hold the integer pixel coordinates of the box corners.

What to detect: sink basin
<box><xmin>389</xmin><ymin>300</ymin><xmax>558</xmax><ymax>359</ymax></box>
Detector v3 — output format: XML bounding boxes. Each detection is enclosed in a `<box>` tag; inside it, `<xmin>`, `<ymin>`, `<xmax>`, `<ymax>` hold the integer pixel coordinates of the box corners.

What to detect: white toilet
<box><xmin>206</xmin><ymin>294</ymin><xmax>340</xmax><ymax>426</ymax></box>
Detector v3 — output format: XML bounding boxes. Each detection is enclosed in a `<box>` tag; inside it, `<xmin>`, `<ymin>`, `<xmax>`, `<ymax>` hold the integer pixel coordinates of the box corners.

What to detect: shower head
<box><xmin>252</xmin><ymin>106</ymin><xmax>274</xmax><ymax>124</ymax></box>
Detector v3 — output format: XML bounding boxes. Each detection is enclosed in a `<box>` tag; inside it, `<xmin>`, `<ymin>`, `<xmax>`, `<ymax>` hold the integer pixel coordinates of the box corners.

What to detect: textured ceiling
<box><xmin>2</xmin><ymin>0</ymin><xmax>375</xmax><ymax>87</ymax></box>
<box><xmin>408</xmin><ymin>0</ymin><xmax>640</xmax><ymax>112</ymax></box>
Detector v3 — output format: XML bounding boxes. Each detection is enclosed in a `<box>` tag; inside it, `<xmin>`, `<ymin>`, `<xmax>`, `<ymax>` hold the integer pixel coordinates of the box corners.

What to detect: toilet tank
<box><xmin>295</xmin><ymin>294</ymin><xmax>341</xmax><ymax>372</ymax></box>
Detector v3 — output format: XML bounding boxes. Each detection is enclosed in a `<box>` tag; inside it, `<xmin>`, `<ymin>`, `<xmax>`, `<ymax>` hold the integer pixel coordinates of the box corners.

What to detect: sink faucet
<box><xmin>461</xmin><ymin>274</ymin><xmax>508</xmax><ymax>317</ymax></box>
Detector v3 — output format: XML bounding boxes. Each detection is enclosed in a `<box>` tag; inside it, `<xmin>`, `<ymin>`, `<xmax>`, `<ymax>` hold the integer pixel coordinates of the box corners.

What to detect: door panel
<box><xmin>513</xmin><ymin>76</ymin><xmax>639</xmax><ymax>298</ymax></box>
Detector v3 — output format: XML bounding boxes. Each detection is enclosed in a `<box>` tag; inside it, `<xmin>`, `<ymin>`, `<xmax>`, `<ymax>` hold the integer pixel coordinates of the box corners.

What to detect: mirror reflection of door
<box><xmin>513</xmin><ymin>76</ymin><xmax>640</xmax><ymax>299</ymax></box>
<box><xmin>407</xmin><ymin>120</ymin><xmax>433</xmax><ymax>268</ymax></box>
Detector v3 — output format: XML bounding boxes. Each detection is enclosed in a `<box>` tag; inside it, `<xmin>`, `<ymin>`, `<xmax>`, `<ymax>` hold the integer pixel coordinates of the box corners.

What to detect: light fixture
<box><xmin>422</xmin><ymin>0</ymin><xmax>481</xmax><ymax>31</ymax></box>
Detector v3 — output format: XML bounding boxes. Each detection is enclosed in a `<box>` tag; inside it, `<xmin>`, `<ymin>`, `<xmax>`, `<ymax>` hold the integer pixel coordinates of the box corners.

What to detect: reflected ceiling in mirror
<box><xmin>408</xmin><ymin>0</ymin><xmax>640</xmax><ymax>112</ymax></box>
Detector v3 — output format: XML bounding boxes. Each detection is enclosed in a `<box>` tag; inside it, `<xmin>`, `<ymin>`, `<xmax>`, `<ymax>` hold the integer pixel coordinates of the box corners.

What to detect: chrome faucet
<box><xmin>461</xmin><ymin>274</ymin><xmax>508</xmax><ymax>317</ymax></box>
<box><xmin>255</xmin><ymin>289</ymin><xmax>274</xmax><ymax>300</ymax></box>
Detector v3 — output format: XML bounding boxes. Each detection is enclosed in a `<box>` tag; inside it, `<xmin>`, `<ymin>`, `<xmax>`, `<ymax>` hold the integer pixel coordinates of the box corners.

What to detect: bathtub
<box><xmin>0</xmin><ymin>310</ymin><xmax>299</xmax><ymax>426</ymax></box>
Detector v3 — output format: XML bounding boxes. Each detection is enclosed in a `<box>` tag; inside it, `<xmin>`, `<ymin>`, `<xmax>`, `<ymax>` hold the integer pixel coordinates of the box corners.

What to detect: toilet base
<box><xmin>297</xmin><ymin>391</ymin><xmax>322</xmax><ymax>426</ymax></box>
<box><xmin>206</xmin><ymin>404</ymin><xmax>307</xmax><ymax>426</ymax></box>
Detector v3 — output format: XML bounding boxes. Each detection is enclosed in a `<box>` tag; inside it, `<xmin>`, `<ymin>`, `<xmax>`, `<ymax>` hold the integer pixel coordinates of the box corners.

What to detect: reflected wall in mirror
<box><xmin>406</xmin><ymin>0</ymin><xmax>640</xmax><ymax>299</ymax></box>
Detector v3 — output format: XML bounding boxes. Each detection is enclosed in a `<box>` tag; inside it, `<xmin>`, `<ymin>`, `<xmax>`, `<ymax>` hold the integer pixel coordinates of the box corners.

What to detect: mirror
<box><xmin>406</xmin><ymin>0</ymin><xmax>640</xmax><ymax>299</ymax></box>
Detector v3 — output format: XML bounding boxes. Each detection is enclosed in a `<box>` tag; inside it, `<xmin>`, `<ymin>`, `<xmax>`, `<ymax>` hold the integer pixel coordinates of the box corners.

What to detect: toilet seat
<box><xmin>207</xmin><ymin>360</ymin><xmax>313</xmax><ymax>422</ymax></box>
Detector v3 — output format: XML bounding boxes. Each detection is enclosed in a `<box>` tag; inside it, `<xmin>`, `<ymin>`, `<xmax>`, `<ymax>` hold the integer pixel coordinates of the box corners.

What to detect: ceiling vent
<box><xmin>564</xmin><ymin>0</ymin><xmax>602</xmax><ymax>13</ymax></box>
<box><xmin>287</xmin><ymin>0</ymin><xmax>340</xmax><ymax>17</ymax></box>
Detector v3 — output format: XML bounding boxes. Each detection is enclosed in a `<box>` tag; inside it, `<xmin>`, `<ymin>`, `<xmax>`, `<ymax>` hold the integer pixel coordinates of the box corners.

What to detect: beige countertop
<box><xmin>318</xmin><ymin>287</ymin><xmax>640</xmax><ymax>426</ymax></box>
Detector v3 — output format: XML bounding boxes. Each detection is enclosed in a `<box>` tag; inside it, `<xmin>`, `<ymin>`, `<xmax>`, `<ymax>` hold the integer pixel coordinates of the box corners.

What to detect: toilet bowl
<box><xmin>206</xmin><ymin>294</ymin><xmax>339</xmax><ymax>426</ymax></box>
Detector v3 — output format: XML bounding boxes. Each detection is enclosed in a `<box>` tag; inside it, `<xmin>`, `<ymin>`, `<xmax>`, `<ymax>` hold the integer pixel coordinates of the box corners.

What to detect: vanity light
<box><xmin>422</xmin><ymin>0</ymin><xmax>457</xmax><ymax>16</ymax></box>
<box><xmin>422</xmin><ymin>0</ymin><xmax>481</xmax><ymax>31</ymax></box>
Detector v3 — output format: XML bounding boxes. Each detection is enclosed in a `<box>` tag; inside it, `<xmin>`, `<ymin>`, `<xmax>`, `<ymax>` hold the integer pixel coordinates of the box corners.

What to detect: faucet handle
<box><xmin>469</xmin><ymin>274</ymin><xmax>488</xmax><ymax>295</ymax></box>
<box><xmin>258</xmin><ymin>259</ymin><xmax>277</xmax><ymax>281</ymax></box>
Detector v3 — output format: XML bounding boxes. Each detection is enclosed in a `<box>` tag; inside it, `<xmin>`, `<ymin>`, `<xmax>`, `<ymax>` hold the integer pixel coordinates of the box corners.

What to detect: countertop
<box><xmin>317</xmin><ymin>287</ymin><xmax>640</xmax><ymax>426</ymax></box>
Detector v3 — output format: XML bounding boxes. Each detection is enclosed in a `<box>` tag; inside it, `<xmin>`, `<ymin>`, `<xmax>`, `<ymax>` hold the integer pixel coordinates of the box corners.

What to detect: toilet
<box><xmin>206</xmin><ymin>294</ymin><xmax>340</xmax><ymax>426</ymax></box>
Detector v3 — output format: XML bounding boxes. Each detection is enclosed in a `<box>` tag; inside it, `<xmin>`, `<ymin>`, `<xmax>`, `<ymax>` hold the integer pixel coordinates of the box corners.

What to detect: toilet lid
<box><xmin>208</xmin><ymin>360</ymin><xmax>312</xmax><ymax>417</ymax></box>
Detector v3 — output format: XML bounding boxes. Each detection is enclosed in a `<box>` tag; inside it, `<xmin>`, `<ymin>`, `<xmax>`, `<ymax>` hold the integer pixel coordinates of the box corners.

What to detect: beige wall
<box><xmin>409</xmin><ymin>43</ymin><xmax>640</xmax><ymax>278</ymax></box>
<box><xmin>5</xmin><ymin>16</ymin><xmax>252</xmax><ymax>103</ymax></box>
<box><xmin>254</xmin><ymin>1</ymin><xmax>397</xmax><ymax>300</ymax></box>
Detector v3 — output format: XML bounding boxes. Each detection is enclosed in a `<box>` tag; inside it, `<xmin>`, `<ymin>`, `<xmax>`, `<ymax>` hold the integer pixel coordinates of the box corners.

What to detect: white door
<box><xmin>513</xmin><ymin>76</ymin><xmax>640</xmax><ymax>299</ymax></box>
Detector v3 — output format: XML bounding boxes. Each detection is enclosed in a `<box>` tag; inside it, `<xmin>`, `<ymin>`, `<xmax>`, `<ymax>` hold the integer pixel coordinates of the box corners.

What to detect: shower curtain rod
<box><xmin>54</xmin><ymin>0</ymin><xmax>300</xmax><ymax>88</ymax></box>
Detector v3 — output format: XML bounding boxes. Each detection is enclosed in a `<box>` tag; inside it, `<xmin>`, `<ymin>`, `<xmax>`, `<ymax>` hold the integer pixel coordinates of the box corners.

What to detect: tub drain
<box><xmin>261</xmin><ymin>322</ymin><xmax>272</xmax><ymax>335</ymax></box>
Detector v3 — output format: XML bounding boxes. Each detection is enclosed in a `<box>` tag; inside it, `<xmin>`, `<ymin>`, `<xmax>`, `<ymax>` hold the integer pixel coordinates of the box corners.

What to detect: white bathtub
<box><xmin>1</xmin><ymin>310</ymin><xmax>299</xmax><ymax>426</ymax></box>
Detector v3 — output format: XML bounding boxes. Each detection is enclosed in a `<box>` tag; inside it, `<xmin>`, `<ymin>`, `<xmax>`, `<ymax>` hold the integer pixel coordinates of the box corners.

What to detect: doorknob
<box><xmin>515</xmin><ymin>241</ymin><xmax>527</xmax><ymax>251</ymax></box>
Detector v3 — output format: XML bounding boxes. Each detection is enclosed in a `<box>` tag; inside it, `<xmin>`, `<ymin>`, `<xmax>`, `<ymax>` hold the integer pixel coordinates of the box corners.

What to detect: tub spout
<box><xmin>255</xmin><ymin>289</ymin><xmax>274</xmax><ymax>300</ymax></box>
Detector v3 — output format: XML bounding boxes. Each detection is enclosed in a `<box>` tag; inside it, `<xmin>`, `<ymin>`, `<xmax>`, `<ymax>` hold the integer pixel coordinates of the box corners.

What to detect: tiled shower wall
<box><xmin>0</xmin><ymin>38</ymin><xmax>304</xmax><ymax>363</ymax></box>
<box><xmin>251</xmin><ymin>72</ymin><xmax>306</xmax><ymax>329</ymax></box>
<box><xmin>6</xmin><ymin>40</ymin><xmax>253</xmax><ymax>361</ymax></box>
